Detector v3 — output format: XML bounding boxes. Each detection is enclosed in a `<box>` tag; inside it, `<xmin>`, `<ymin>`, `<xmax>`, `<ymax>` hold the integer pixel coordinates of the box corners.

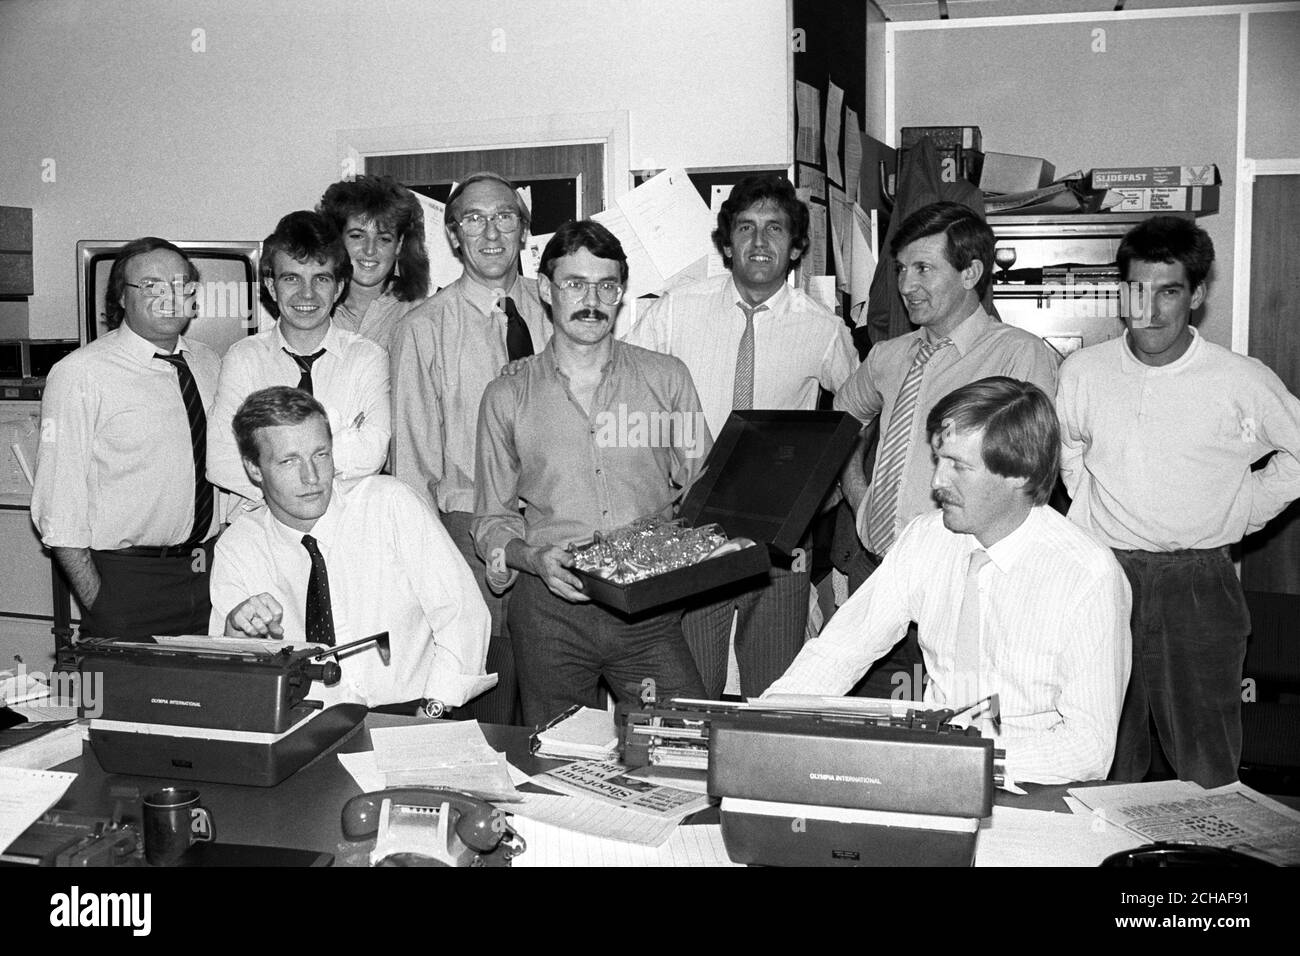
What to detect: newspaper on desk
<box><xmin>1068</xmin><ymin>779</ymin><xmax>1300</xmax><ymax>866</ymax></box>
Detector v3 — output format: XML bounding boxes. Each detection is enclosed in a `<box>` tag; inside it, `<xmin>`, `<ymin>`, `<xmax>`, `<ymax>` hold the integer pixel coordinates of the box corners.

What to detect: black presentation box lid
<box><xmin>681</xmin><ymin>410</ymin><xmax>860</xmax><ymax>555</ymax></box>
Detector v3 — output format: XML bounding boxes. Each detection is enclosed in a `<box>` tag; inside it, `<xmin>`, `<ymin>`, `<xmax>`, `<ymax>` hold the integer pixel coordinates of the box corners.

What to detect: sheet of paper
<box><xmin>592</xmin><ymin>206</ymin><xmax>664</xmax><ymax>301</ymax></box>
<box><xmin>844</xmin><ymin>107</ymin><xmax>863</xmax><ymax>203</ymax></box>
<box><xmin>706</xmin><ymin>185</ymin><xmax>730</xmax><ymax>278</ymax></box>
<box><xmin>510</xmin><ymin>816</ymin><xmax>739</xmax><ymax>867</ymax></box>
<box><xmin>1068</xmin><ymin>780</ymin><xmax>1300</xmax><ymax>866</ymax></box>
<box><xmin>0</xmin><ymin>767</ymin><xmax>77</xmax><ymax>853</ymax></box>
<box><xmin>797</xmin><ymin>163</ymin><xmax>827</xmax><ymax>202</ymax></box>
<box><xmin>0</xmin><ymin>671</ymin><xmax>50</xmax><ymax>707</ymax></box>
<box><xmin>847</xmin><ymin>201</ymin><xmax>877</xmax><ymax>324</ymax></box>
<box><xmin>412</xmin><ymin>191</ymin><xmax>464</xmax><ymax>293</ymax></box>
<box><xmin>615</xmin><ymin>168</ymin><xmax>715</xmax><ymax>281</ymax></box>
<box><xmin>806</xmin><ymin>201</ymin><xmax>828</xmax><ymax>277</ymax></box>
<box><xmin>337</xmin><ymin>750</ymin><xmax>386</xmax><ymax>793</ymax></box>
<box><xmin>510</xmin><ymin>792</ymin><xmax>679</xmax><ymax>846</ymax></box>
<box><xmin>535</xmin><ymin>706</ymin><xmax>618</xmax><ymax>760</ymax></box>
<box><xmin>827</xmin><ymin>185</ymin><xmax>850</xmax><ymax>285</ymax></box>
<box><xmin>10</xmin><ymin>701</ymin><xmax>80</xmax><ymax>723</ymax></box>
<box><xmin>795</xmin><ymin>81</ymin><xmax>821</xmax><ymax>165</ymax></box>
<box><xmin>530</xmin><ymin>759</ymin><xmax>710</xmax><ymax>818</ymax></box>
<box><xmin>823</xmin><ymin>80</ymin><xmax>844</xmax><ymax>187</ymax></box>
<box><xmin>975</xmin><ymin>805</ymin><xmax>1144</xmax><ymax>867</ymax></box>
<box><xmin>803</xmin><ymin>275</ymin><xmax>838</xmax><ymax>314</ymax></box>
<box><xmin>519</xmin><ymin>232</ymin><xmax>553</xmax><ymax>281</ymax></box>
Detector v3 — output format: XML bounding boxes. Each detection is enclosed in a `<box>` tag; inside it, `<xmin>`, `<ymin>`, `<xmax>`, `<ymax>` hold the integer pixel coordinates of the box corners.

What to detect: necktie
<box><xmin>953</xmin><ymin>549</ymin><xmax>991</xmax><ymax>706</ymax></box>
<box><xmin>153</xmin><ymin>352</ymin><xmax>213</xmax><ymax>546</ymax></box>
<box><xmin>865</xmin><ymin>336</ymin><xmax>952</xmax><ymax>554</ymax></box>
<box><xmin>301</xmin><ymin>534</ymin><xmax>336</xmax><ymax>646</ymax></box>
<box><xmin>502</xmin><ymin>297</ymin><xmax>534</xmax><ymax>362</ymax></box>
<box><xmin>284</xmin><ymin>347</ymin><xmax>326</xmax><ymax>395</ymax></box>
<box><xmin>731</xmin><ymin>303</ymin><xmax>767</xmax><ymax>411</ymax></box>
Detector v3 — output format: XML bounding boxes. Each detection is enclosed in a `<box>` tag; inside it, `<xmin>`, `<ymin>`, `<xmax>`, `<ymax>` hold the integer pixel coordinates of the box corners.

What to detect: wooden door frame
<box><xmin>1233</xmin><ymin>158</ymin><xmax>1300</xmax><ymax>355</ymax></box>
<box><xmin>335</xmin><ymin>111</ymin><xmax>630</xmax><ymax>213</ymax></box>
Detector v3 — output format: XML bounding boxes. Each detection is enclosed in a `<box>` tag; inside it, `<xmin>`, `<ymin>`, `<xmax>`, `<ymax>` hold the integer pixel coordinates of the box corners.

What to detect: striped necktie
<box><xmin>153</xmin><ymin>351</ymin><xmax>213</xmax><ymax>546</ymax></box>
<box><xmin>865</xmin><ymin>335</ymin><xmax>951</xmax><ymax>554</ymax></box>
<box><xmin>502</xmin><ymin>297</ymin><xmax>534</xmax><ymax>362</ymax></box>
<box><xmin>731</xmin><ymin>302</ymin><xmax>768</xmax><ymax>411</ymax></box>
<box><xmin>953</xmin><ymin>549</ymin><xmax>991</xmax><ymax>706</ymax></box>
<box><xmin>284</xmin><ymin>347</ymin><xmax>326</xmax><ymax>395</ymax></box>
<box><xmin>301</xmin><ymin>534</ymin><xmax>336</xmax><ymax>646</ymax></box>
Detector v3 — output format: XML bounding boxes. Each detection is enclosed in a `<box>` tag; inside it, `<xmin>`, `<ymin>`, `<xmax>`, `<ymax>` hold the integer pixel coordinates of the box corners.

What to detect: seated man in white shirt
<box><xmin>207</xmin><ymin>211</ymin><xmax>390</xmax><ymax>515</ymax></box>
<box><xmin>766</xmin><ymin>377</ymin><xmax>1132</xmax><ymax>784</ymax></box>
<box><xmin>210</xmin><ymin>386</ymin><xmax>493</xmax><ymax>713</ymax></box>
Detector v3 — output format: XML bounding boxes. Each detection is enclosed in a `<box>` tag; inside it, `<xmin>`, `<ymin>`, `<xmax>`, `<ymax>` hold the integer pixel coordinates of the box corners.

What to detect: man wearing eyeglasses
<box><xmin>624</xmin><ymin>174</ymin><xmax>858</xmax><ymax>698</ymax></box>
<box><xmin>473</xmin><ymin>219</ymin><xmax>709</xmax><ymax>726</ymax></box>
<box><xmin>32</xmin><ymin>237</ymin><xmax>221</xmax><ymax>640</ymax></box>
<box><xmin>391</xmin><ymin>171</ymin><xmax>549</xmax><ymax>724</ymax></box>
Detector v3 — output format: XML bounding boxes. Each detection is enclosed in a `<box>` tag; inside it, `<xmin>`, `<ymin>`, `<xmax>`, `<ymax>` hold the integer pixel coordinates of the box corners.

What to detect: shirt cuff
<box><xmin>425</xmin><ymin>670</ymin><xmax>500</xmax><ymax>708</ymax></box>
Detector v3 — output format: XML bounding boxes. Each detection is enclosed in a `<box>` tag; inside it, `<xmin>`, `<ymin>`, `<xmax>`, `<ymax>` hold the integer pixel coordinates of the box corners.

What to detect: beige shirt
<box><xmin>31</xmin><ymin>324</ymin><xmax>221</xmax><ymax>550</ymax></box>
<box><xmin>624</xmin><ymin>274</ymin><xmax>858</xmax><ymax>437</ymax></box>
<box><xmin>332</xmin><ymin>290</ymin><xmax>421</xmax><ymax>353</ymax></box>
<box><xmin>389</xmin><ymin>273</ymin><xmax>550</xmax><ymax>514</ymax></box>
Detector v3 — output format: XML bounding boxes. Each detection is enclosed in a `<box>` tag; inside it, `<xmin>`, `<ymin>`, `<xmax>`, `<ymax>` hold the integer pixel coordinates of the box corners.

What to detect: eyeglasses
<box><xmin>457</xmin><ymin>211</ymin><xmax>521</xmax><ymax>236</ymax></box>
<box><xmin>553</xmin><ymin>278</ymin><xmax>624</xmax><ymax>306</ymax></box>
<box><xmin>124</xmin><ymin>279</ymin><xmax>194</xmax><ymax>297</ymax></box>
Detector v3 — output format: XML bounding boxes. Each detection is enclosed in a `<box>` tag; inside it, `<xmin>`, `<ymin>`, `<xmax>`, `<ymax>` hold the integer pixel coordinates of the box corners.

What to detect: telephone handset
<box><xmin>341</xmin><ymin>787</ymin><xmax>525</xmax><ymax>867</ymax></box>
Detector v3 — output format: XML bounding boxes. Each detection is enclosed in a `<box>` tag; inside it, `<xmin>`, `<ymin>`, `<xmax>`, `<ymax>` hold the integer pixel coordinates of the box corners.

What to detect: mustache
<box><xmin>934</xmin><ymin>490</ymin><xmax>960</xmax><ymax>506</ymax></box>
<box><xmin>571</xmin><ymin>307</ymin><xmax>610</xmax><ymax>322</ymax></box>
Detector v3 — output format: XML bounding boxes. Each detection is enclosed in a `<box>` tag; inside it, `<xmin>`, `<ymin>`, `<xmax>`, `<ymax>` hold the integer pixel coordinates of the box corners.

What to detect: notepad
<box><xmin>533</xmin><ymin>706</ymin><xmax>618</xmax><ymax>761</ymax></box>
<box><xmin>0</xmin><ymin>767</ymin><xmax>77</xmax><ymax>854</ymax></box>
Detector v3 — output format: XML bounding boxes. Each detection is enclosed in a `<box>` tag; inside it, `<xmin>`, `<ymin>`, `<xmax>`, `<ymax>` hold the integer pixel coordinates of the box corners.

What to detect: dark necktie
<box><xmin>502</xmin><ymin>297</ymin><xmax>534</xmax><ymax>362</ymax></box>
<box><xmin>301</xmin><ymin>534</ymin><xmax>336</xmax><ymax>646</ymax></box>
<box><xmin>283</xmin><ymin>347</ymin><xmax>327</xmax><ymax>394</ymax></box>
<box><xmin>153</xmin><ymin>352</ymin><xmax>213</xmax><ymax>546</ymax></box>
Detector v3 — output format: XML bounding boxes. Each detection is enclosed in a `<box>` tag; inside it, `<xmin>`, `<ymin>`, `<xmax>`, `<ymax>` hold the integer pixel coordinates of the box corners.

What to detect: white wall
<box><xmin>0</xmin><ymin>0</ymin><xmax>792</xmax><ymax>339</ymax></box>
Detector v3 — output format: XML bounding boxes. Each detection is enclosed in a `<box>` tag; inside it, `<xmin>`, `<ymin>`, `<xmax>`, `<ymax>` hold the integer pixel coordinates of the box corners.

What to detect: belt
<box><xmin>104</xmin><ymin>538</ymin><xmax>215</xmax><ymax>559</ymax></box>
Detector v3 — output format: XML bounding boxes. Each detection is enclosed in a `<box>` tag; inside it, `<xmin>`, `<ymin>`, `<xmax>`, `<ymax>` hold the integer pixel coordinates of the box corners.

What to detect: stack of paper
<box><xmin>533</xmin><ymin>706</ymin><xmax>618</xmax><ymax>761</ymax></box>
<box><xmin>0</xmin><ymin>767</ymin><xmax>78</xmax><ymax>854</ymax></box>
<box><xmin>367</xmin><ymin>721</ymin><xmax>520</xmax><ymax>801</ymax></box>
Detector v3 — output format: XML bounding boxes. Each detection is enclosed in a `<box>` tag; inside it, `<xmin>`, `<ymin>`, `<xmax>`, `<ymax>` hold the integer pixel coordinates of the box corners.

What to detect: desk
<box><xmin>39</xmin><ymin>714</ymin><xmax>1113</xmax><ymax>866</ymax></box>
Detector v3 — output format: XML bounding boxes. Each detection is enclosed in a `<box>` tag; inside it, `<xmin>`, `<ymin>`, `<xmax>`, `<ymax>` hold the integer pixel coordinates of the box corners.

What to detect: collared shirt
<box><xmin>766</xmin><ymin>507</ymin><xmax>1132</xmax><ymax>784</ymax></box>
<box><xmin>1058</xmin><ymin>329</ymin><xmax>1300</xmax><ymax>550</ymax></box>
<box><xmin>209</xmin><ymin>476</ymin><xmax>492</xmax><ymax>707</ymax></box>
<box><xmin>390</xmin><ymin>273</ymin><xmax>550</xmax><ymax>514</ymax></box>
<box><xmin>835</xmin><ymin>306</ymin><xmax>1060</xmax><ymax>549</ymax></box>
<box><xmin>206</xmin><ymin>321</ymin><xmax>391</xmax><ymax>504</ymax></box>
<box><xmin>624</xmin><ymin>274</ymin><xmax>858</xmax><ymax>437</ymax></box>
<box><xmin>332</xmin><ymin>290</ymin><xmax>421</xmax><ymax>352</ymax></box>
<box><xmin>473</xmin><ymin>338</ymin><xmax>712</xmax><ymax>593</ymax></box>
<box><xmin>31</xmin><ymin>324</ymin><xmax>221</xmax><ymax>550</ymax></box>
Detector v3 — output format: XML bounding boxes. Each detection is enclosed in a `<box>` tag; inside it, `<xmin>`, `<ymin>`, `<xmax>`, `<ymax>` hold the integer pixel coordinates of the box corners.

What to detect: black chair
<box><xmin>1239</xmin><ymin>590</ymin><xmax>1300</xmax><ymax>795</ymax></box>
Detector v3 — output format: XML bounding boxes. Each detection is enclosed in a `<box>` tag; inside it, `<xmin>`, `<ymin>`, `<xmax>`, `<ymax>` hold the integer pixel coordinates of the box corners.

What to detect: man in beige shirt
<box><xmin>390</xmin><ymin>172</ymin><xmax>549</xmax><ymax>723</ymax></box>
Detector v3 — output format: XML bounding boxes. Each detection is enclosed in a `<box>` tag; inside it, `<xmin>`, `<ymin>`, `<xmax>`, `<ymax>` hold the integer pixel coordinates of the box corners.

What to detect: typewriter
<box><xmin>77</xmin><ymin>635</ymin><xmax>371</xmax><ymax>787</ymax></box>
<box><xmin>618</xmin><ymin>696</ymin><xmax>1002</xmax><ymax>866</ymax></box>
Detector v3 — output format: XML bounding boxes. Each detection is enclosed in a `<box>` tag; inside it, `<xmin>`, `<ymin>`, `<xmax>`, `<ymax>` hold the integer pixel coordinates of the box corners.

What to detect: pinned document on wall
<box><xmin>823</xmin><ymin>80</ymin><xmax>844</xmax><ymax>187</ymax></box>
<box><xmin>844</xmin><ymin>107</ymin><xmax>864</xmax><ymax>203</ymax></box>
<box><xmin>847</xmin><ymin>202</ymin><xmax>877</xmax><ymax>326</ymax></box>
<box><xmin>412</xmin><ymin>191</ymin><xmax>464</xmax><ymax>293</ymax></box>
<box><xmin>615</xmin><ymin>168</ymin><xmax>715</xmax><ymax>281</ymax></box>
<box><xmin>795</xmin><ymin>81</ymin><xmax>822</xmax><ymax>165</ymax></box>
<box><xmin>706</xmin><ymin>185</ymin><xmax>730</xmax><ymax>277</ymax></box>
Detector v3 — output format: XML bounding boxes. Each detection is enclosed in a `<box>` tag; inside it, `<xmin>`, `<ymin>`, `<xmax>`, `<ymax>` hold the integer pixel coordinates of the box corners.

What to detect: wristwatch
<box><xmin>421</xmin><ymin>699</ymin><xmax>451</xmax><ymax>719</ymax></box>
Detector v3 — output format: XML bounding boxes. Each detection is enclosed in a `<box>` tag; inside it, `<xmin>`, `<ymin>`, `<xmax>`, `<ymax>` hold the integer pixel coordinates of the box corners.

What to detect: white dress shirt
<box><xmin>1058</xmin><ymin>329</ymin><xmax>1300</xmax><ymax>550</ymax></box>
<box><xmin>209</xmin><ymin>476</ymin><xmax>493</xmax><ymax>707</ymax></box>
<box><xmin>624</xmin><ymin>274</ymin><xmax>858</xmax><ymax>437</ymax></box>
<box><xmin>206</xmin><ymin>322</ymin><xmax>391</xmax><ymax>504</ymax></box>
<box><xmin>31</xmin><ymin>324</ymin><xmax>221</xmax><ymax>550</ymax></box>
<box><xmin>766</xmin><ymin>507</ymin><xmax>1132</xmax><ymax>784</ymax></box>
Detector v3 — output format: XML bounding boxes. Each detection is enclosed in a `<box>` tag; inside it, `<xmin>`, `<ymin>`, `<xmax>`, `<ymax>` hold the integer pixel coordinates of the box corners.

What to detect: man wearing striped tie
<box><xmin>32</xmin><ymin>238</ymin><xmax>221</xmax><ymax>639</ymax></box>
<box><xmin>768</xmin><ymin>378</ymin><xmax>1132</xmax><ymax>784</ymax></box>
<box><xmin>206</xmin><ymin>211</ymin><xmax>390</xmax><ymax>515</ymax></box>
<box><xmin>834</xmin><ymin>202</ymin><xmax>1059</xmax><ymax>698</ymax></box>
<box><xmin>625</xmin><ymin>174</ymin><xmax>858</xmax><ymax>698</ymax></box>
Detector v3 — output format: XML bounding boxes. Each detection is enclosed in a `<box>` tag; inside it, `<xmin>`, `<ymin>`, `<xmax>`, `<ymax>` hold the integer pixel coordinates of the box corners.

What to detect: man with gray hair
<box><xmin>390</xmin><ymin>172</ymin><xmax>549</xmax><ymax>723</ymax></box>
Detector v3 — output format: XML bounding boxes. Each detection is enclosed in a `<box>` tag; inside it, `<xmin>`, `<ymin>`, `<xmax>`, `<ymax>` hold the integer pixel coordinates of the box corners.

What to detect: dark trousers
<box><xmin>441</xmin><ymin>511</ymin><xmax>519</xmax><ymax>725</ymax></box>
<box><xmin>81</xmin><ymin>541</ymin><xmax>214</xmax><ymax>640</ymax></box>
<box><xmin>508</xmin><ymin>572</ymin><xmax>705</xmax><ymax>728</ymax></box>
<box><xmin>844</xmin><ymin>547</ymin><xmax>925</xmax><ymax>701</ymax></box>
<box><xmin>1111</xmin><ymin>547</ymin><xmax>1250</xmax><ymax>789</ymax></box>
<box><xmin>683</xmin><ymin>565</ymin><xmax>810</xmax><ymax>698</ymax></box>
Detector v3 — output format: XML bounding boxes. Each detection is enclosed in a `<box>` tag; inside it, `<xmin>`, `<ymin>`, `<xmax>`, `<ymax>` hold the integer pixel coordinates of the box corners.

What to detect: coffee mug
<box><xmin>143</xmin><ymin>788</ymin><xmax>214</xmax><ymax>866</ymax></box>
